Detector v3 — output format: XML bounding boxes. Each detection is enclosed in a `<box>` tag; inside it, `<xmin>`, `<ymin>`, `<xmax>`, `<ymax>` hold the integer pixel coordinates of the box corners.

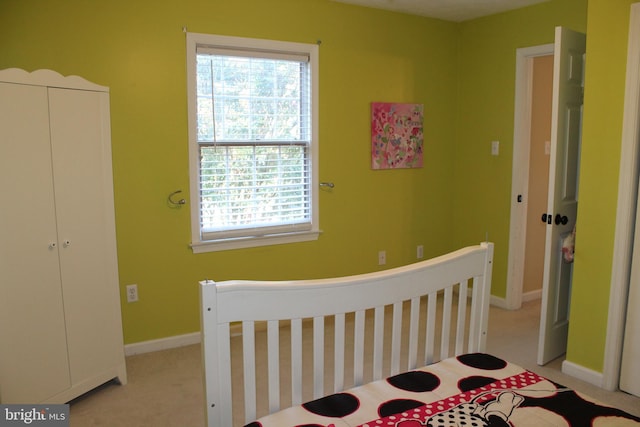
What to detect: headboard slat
<box><xmin>242</xmin><ymin>321</ymin><xmax>257</xmax><ymax>421</ymax></box>
<box><xmin>290</xmin><ymin>319</ymin><xmax>303</xmax><ymax>405</ymax></box>
<box><xmin>440</xmin><ymin>286</ymin><xmax>453</xmax><ymax>360</ymax></box>
<box><xmin>312</xmin><ymin>317</ymin><xmax>324</xmax><ymax>399</ymax></box>
<box><xmin>372</xmin><ymin>306</ymin><xmax>385</xmax><ymax>381</ymax></box>
<box><xmin>353</xmin><ymin>309</ymin><xmax>366</xmax><ymax>386</ymax></box>
<box><xmin>456</xmin><ymin>281</ymin><xmax>469</xmax><ymax>354</ymax></box>
<box><xmin>333</xmin><ymin>313</ymin><xmax>346</xmax><ymax>393</ymax></box>
<box><xmin>267</xmin><ymin>320</ymin><xmax>280</xmax><ymax>412</ymax></box>
<box><xmin>408</xmin><ymin>297</ymin><xmax>421</xmax><ymax>371</ymax></box>
<box><xmin>425</xmin><ymin>292</ymin><xmax>437</xmax><ymax>365</ymax></box>
<box><xmin>390</xmin><ymin>302</ymin><xmax>403</xmax><ymax>376</ymax></box>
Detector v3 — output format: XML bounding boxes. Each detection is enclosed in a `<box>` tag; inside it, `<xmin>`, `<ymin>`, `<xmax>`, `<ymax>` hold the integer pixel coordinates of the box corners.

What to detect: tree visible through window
<box><xmin>187</xmin><ymin>34</ymin><xmax>319</xmax><ymax>252</ymax></box>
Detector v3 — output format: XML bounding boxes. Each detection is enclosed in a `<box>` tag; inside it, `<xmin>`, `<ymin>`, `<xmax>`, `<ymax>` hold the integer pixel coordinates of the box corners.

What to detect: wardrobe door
<box><xmin>0</xmin><ymin>83</ymin><xmax>71</xmax><ymax>403</ymax></box>
<box><xmin>47</xmin><ymin>88</ymin><xmax>125</xmax><ymax>385</ymax></box>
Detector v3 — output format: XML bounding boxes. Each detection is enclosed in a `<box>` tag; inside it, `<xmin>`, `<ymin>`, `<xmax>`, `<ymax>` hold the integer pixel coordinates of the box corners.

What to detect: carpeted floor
<box><xmin>68</xmin><ymin>299</ymin><xmax>640</xmax><ymax>426</ymax></box>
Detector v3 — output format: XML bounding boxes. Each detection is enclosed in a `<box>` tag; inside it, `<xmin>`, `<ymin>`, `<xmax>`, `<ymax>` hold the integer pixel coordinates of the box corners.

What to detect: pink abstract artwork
<box><xmin>371</xmin><ymin>102</ymin><xmax>424</xmax><ymax>169</ymax></box>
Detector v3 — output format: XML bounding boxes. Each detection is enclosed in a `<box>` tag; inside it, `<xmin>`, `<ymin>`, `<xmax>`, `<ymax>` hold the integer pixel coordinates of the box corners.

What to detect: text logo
<box><xmin>0</xmin><ymin>405</ymin><xmax>69</xmax><ymax>426</ymax></box>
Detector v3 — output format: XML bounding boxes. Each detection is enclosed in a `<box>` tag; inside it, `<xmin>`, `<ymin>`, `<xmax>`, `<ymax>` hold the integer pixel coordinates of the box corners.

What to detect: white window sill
<box><xmin>191</xmin><ymin>230</ymin><xmax>321</xmax><ymax>253</ymax></box>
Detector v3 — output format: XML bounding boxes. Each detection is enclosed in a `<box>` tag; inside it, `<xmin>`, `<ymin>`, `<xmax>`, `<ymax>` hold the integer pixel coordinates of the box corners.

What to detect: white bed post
<box><xmin>200</xmin><ymin>280</ymin><xmax>231</xmax><ymax>427</ymax></box>
<box><xmin>478</xmin><ymin>242</ymin><xmax>494</xmax><ymax>352</ymax></box>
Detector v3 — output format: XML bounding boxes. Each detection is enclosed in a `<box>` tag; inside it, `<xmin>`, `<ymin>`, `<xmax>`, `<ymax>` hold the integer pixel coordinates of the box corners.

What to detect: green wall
<box><xmin>454</xmin><ymin>0</ymin><xmax>588</xmax><ymax>299</ymax></box>
<box><xmin>453</xmin><ymin>0</ymin><xmax>638</xmax><ymax>373</ymax></box>
<box><xmin>0</xmin><ymin>0</ymin><xmax>459</xmax><ymax>344</ymax></box>
<box><xmin>2</xmin><ymin>0</ymin><xmax>634</xmax><ymax>376</ymax></box>
<box><xmin>566</xmin><ymin>0</ymin><xmax>638</xmax><ymax>372</ymax></box>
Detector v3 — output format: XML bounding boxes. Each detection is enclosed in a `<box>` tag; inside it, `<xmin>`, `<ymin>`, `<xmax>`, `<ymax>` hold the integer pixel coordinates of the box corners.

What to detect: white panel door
<box><xmin>0</xmin><ymin>83</ymin><xmax>71</xmax><ymax>403</ymax></box>
<box><xmin>537</xmin><ymin>27</ymin><xmax>586</xmax><ymax>365</ymax></box>
<box><xmin>47</xmin><ymin>88</ymin><xmax>125</xmax><ymax>385</ymax></box>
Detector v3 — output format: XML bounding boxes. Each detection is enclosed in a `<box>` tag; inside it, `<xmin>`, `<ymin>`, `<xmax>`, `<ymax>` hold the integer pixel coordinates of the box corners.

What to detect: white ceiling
<box><xmin>331</xmin><ymin>0</ymin><xmax>550</xmax><ymax>22</ymax></box>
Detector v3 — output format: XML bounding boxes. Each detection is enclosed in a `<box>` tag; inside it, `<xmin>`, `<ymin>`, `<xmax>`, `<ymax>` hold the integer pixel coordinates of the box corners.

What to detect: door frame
<box><xmin>603</xmin><ymin>2</ymin><xmax>640</xmax><ymax>391</ymax></box>
<box><xmin>506</xmin><ymin>43</ymin><xmax>554</xmax><ymax>311</ymax></box>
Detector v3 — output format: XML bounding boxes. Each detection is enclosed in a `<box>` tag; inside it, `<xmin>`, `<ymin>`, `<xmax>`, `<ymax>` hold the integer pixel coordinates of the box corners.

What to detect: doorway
<box><xmin>507</xmin><ymin>28</ymin><xmax>586</xmax><ymax>367</ymax></box>
<box><xmin>506</xmin><ymin>44</ymin><xmax>554</xmax><ymax>311</ymax></box>
<box><xmin>522</xmin><ymin>55</ymin><xmax>553</xmax><ymax>303</ymax></box>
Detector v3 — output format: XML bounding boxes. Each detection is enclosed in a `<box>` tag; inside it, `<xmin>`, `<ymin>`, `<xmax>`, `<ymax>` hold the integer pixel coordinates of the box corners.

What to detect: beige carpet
<box><xmin>68</xmin><ymin>300</ymin><xmax>640</xmax><ymax>426</ymax></box>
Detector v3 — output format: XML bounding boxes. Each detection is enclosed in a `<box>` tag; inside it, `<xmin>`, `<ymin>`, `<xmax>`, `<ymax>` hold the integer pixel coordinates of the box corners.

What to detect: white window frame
<box><xmin>186</xmin><ymin>33</ymin><xmax>320</xmax><ymax>253</ymax></box>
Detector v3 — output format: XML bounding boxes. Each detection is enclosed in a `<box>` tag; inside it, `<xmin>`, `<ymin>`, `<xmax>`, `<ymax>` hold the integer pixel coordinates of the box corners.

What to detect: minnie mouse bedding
<box><xmin>245</xmin><ymin>353</ymin><xmax>640</xmax><ymax>427</ymax></box>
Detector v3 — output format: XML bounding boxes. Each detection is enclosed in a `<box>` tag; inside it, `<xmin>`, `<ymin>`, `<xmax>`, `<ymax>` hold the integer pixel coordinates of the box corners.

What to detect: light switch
<box><xmin>491</xmin><ymin>140</ymin><xmax>500</xmax><ymax>156</ymax></box>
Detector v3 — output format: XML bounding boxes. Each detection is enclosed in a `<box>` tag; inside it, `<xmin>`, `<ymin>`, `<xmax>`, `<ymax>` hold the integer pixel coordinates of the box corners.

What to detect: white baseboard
<box><xmin>490</xmin><ymin>295</ymin><xmax>509</xmax><ymax>309</ymax></box>
<box><xmin>491</xmin><ymin>290</ymin><xmax>541</xmax><ymax>310</ymax></box>
<box><xmin>522</xmin><ymin>289</ymin><xmax>542</xmax><ymax>302</ymax></box>
<box><xmin>124</xmin><ymin>332</ymin><xmax>201</xmax><ymax>356</ymax></box>
<box><xmin>561</xmin><ymin>359</ymin><xmax>604</xmax><ymax>388</ymax></box>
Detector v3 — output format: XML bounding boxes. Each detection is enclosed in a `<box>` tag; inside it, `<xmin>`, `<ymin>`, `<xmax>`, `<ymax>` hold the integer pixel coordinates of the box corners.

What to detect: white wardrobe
<box><xmin>0</xmin><ymin>69</ymin><xmax>127</xmax><ymax>403</ymax></box>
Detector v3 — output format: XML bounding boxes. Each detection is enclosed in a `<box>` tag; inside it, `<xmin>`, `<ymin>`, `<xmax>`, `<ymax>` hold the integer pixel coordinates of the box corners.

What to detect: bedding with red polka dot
<box><xmin>245</xmin><ymin>353</ymin><xmax>640</xmax><ymax>427</ymax></box>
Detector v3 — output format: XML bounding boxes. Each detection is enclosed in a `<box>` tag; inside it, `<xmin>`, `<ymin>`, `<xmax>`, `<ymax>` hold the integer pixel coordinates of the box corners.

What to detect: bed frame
<box><xmin>200</xmin><ymin>242</ymin><xmax>494</xmax><ymax>426</ymax></box>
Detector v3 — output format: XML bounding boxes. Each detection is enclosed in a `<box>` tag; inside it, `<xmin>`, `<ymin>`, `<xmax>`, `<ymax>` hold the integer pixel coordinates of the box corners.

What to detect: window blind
<box><xmin>195</xmin><ymin>47</ymin><xmax>312</xmax><ymax>241</ymax></box>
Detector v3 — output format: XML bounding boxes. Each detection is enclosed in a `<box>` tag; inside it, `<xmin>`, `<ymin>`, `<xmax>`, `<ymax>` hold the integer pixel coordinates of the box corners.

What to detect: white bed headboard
<box><xmin>200</xmin><ymin>242</ymin><xmax>494</xmax><ymax>426</ymax></box>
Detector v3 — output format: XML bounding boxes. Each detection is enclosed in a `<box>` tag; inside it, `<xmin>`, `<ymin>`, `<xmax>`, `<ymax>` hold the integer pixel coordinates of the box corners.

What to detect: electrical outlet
<box><xmin>417</xmin><ymin>244</ymin><xmax>424</xmax><ymax>259</ymax></box>
<box><xmin>378</xmin><ymin>250</ymin><xmax>386</xmax><ymax>265</ymax></box>
<box><xmin>126</xmin><ymin>284</ymin><xmax>138</xmax><ymax>303</ymax></box>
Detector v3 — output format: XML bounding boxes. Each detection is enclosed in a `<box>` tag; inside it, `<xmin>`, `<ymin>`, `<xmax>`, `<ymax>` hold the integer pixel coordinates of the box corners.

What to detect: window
<box><xmin>186</xmin><ymin>33</ymin><xmax>319</xmax><ymax>252</ymax></box>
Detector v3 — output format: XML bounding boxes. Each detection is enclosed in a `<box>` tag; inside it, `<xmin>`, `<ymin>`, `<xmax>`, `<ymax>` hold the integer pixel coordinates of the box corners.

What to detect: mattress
<box><xmin>245</xmin><ymin>353</ymin><xmax>640</xmax><ymax>427</ymax></box>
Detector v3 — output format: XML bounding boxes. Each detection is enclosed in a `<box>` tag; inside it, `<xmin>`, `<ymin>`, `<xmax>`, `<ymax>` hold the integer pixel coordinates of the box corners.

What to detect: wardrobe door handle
<box><xmin>49</xmin><ymin>242</ymin><xmax>57</xmax><ymax>249</ymax></box>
